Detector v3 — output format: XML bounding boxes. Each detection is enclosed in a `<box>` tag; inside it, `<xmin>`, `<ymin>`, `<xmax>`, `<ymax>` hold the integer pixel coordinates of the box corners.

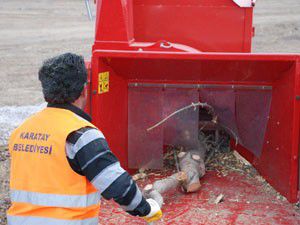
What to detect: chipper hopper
<box><xmin>86</xmin><ymin>0</ymin><xmax>300</xmax><ymax>206</ymax></box>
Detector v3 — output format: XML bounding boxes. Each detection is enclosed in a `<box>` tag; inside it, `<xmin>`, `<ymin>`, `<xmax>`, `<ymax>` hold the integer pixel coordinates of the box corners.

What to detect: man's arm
<box><xmin>66</xmin><ymin>127</ymin><xmax>150</xmax><ymax>216</ymax></box>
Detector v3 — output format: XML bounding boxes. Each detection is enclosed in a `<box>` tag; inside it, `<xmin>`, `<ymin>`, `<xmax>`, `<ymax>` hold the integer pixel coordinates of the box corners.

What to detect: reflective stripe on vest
<box><xmin>7</xmin><ymin>215</ymin><xmax>98</xmax><ymax>225</ymax></box>
<box><xmin>11</xmin><ymin>190</ymin><xmax>101</xmax><ymax>208</ymax></box>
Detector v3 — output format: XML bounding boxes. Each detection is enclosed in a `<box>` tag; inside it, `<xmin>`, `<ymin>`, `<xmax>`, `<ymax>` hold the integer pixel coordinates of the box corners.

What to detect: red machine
<box><xmin>87</xmin><ymin>0</ymin><xmax>300</xmax><ymax>203</ymax></box>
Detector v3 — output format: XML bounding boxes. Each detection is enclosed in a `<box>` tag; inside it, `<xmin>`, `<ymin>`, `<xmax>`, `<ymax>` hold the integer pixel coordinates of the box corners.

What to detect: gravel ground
<box><xmin>0</xmin><ymin>0</ymin><xmax>299</xmax><ymax>224</ymax></box>
<box><xmin>0</xmin><ymin>104</ymin><xmax>46</xmax><ymax>146</ymax></box>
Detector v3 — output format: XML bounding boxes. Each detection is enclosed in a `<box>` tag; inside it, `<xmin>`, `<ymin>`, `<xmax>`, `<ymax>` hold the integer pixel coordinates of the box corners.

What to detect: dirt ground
<box><xmin>0</xmin><ymin>0</ymin><xmax>95</xmax><ymax>107</ymax></box>
<box><xmin>0</xmin><ymin>0</ymin><xmax>299</xmax><ymax>224</ymax></box>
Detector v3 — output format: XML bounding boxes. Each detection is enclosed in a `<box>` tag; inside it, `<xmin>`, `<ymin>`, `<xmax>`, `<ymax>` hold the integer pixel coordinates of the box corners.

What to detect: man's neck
<box><xmin>71</xmin><ymin>102</ymin><xmax>83</xmax><ymax>110</ymax></box>
<box><xmin>47</xmin><ymin>103</ymin><xmax>92</xmax><ymax>122</ymax></box>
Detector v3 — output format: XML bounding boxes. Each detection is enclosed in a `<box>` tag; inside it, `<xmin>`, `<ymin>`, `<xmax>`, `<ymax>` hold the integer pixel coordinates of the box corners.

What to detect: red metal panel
<box><xmin>243</xmin><ymin>8</ymin><xmax>254</xmax><ymax>51</ymax></box>
<box><xmin>260</xmin><ymin>61</ymin><xmax>300</xmax><ymax>203</ymax></box>
<box><xmin>91</xmin><ymin>50</ymin><xmax>300</xmax><ymax>202</ymax></box>
<box><xmin>289</xmin><ymin>61</ymin><xmax>300</xmax><ymax>201</ymax></box>
<box><xmin>84</xmin><ymin>61</ymin><xmax>91</xmax><ymax>115</ymax></box>
<box><xmin>93</xmin><ymin>51</ymin><xmax>295</xmax><ymax>84</ymax></box>
<box><xmin>94</xmin><ymin>0</ymin><xmax>254</xmax><ymax>52</ymax></box>
<box><xmin>235</xmin><ymin>64</ymin><xmax>299</xmax><ymax>203</ymax></box>
<box><xmin>95</xmin><ymin>0</ymin><xmax>134</xmax><ymax>43</ymax></box>
<box><xmin>293</xmin><ymin>60</ymin><xmax>300</xmax><ymax>198</ymax></box>
<box><xmin>91</xmin><ymin>0</ymin><xmax>299</xmax><ymax>204</ymax></box>
<box><xmin>133</xmin><ymin>0</ymin><xmax>253</xmax><ymax>52</ymax></box>
<box><xmin>90</xmin><ymin>57</ymin><xmax>130</xmax><ymax>170</ymax></box>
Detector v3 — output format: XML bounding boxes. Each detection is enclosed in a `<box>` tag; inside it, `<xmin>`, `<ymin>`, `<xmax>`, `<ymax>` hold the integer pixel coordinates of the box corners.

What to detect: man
<box><xmin>7</xmin><ymin>53</ymin><xmax>162</xmax><ymax>225</ymax></box>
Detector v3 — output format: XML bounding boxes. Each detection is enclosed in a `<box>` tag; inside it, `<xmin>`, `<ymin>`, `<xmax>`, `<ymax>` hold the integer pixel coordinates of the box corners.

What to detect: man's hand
<box><xmin>142</xmin><ymin>198</ymin><xmax>163</xmax><ymax>223</ymax></box>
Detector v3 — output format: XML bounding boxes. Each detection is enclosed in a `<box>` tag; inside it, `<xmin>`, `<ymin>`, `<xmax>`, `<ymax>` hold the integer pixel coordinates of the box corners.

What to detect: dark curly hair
<box><xmin>38</xmin><ymin>53</ymin><xmax>87</xmax><ymax>104</ymax></box>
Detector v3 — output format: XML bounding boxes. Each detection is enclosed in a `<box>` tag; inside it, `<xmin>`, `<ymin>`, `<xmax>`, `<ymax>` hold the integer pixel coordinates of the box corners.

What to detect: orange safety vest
<box><xmin>7</xmin><ymin>107</ymin><xmax>101</xmax><ymax>225</ymax></box>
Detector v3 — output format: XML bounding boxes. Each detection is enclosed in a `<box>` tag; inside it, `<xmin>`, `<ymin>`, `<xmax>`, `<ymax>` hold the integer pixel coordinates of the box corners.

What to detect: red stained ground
<box><xmin>98</xmin><ymin>171</ymin><xmax>300</xmax><ymax>225</ymax></box>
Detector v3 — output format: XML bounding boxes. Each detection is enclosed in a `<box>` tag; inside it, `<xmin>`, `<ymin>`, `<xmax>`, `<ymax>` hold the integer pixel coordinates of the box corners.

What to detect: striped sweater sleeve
<box><xmin>65</xmin><ymin>127</ymin><xmax>150</xmax><ymax>217</ymax></box>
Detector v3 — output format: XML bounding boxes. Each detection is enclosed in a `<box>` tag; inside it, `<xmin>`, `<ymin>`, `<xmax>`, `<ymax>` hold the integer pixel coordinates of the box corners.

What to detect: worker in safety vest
<box><xmin>7</xmin><ymin>53</ymin><xmax>162</xmax><ymax>225</ymax></box>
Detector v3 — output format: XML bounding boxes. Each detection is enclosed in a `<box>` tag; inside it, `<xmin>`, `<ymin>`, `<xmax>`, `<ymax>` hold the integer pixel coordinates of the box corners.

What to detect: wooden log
<box><xmin>143</xmin><ymin>184</ymin><xmax>164</xmax><ymax>208</ymax></box>
<box><xmin>142</xmin><ymin>172</ymin><xmax>187</xmax><ymax>208</ymax></box>
<box><xmin>178</xmin><ymin>149</ymin><xmax>206</xmax><ymax>193</ymax></box>
<box><xmin>132</xmin><ymin>172</ymin><xmax>147</xmax><ymax>181</ymax></box>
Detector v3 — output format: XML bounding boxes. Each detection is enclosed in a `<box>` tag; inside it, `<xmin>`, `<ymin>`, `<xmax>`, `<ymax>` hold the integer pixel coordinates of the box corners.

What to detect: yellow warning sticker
<box><xmin>98</xmin><ymin>71</ymin><xmax>109</xmax><ymax>94</ymax></box>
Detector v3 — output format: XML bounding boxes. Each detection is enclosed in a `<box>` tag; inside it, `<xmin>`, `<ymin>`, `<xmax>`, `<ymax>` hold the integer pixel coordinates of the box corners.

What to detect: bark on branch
<box><xmin>147</xmin><ymin>102</ymin><xmax>216</xmax><ymax>132</ymax></box>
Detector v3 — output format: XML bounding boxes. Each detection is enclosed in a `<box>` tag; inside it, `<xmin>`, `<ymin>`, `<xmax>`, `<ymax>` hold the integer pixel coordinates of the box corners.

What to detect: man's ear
<box><xmin>81</xmin><ymin>84</ymin><xmax>88</xmax><ymax>98</ymax></box>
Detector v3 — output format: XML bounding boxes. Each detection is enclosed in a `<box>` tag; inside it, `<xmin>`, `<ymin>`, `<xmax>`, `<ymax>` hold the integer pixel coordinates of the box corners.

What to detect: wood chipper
<box><xmin>85</xmin><ymin>0</ymin><xmax>300</xmax><ymax>223</ymax></box>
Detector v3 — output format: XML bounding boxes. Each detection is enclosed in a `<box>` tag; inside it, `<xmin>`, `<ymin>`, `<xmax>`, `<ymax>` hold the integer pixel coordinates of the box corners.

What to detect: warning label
<box><xmin>98</xmin><ymin>71</ymin><xmax>109</xmax><ymax>94</ymax></box>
